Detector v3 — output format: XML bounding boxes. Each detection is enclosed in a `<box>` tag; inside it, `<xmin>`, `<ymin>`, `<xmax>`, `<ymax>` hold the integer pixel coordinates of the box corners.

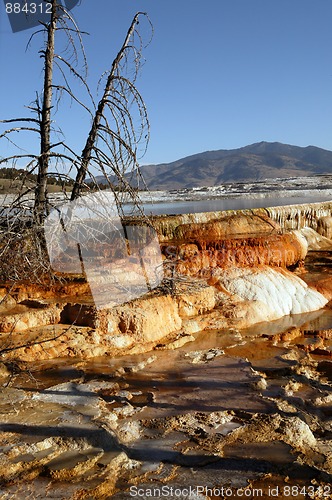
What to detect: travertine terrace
<box><xmin>0</xmin><ymin>201</ymin><xmax>332</xmax><ymax>498</ymax></box>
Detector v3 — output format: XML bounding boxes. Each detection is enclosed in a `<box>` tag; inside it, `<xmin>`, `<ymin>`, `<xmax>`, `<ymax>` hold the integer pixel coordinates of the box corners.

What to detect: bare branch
<box><xmin>0</xmin><ymin>155</ymin><xmax>38</xmax><ymax>164</ymax></box>
<box><xmin>0</xmin><ymin>118</ymin><xmax>40</xmax><ymax>124</ymax></box>
<box><xmin>0</xmin><ymin>127</ymin><xmax>40</xmax><ymax>140</ymax></box>
<box><xmin>54</xmin><ymin>54</ymin><xmax>95</xmax><ymax>107</ymax></box>
<box><xmin>51</xmin><ymin>83</ymin><xmax>94</xmax><ymax>116</ymax></box>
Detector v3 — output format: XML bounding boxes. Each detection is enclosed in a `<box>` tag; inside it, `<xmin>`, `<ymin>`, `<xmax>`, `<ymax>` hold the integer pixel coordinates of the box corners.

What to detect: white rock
<box><xmin>217</xmin><ymin>266</ymin><xmax>328</xmax><ymax>320</ymax></box>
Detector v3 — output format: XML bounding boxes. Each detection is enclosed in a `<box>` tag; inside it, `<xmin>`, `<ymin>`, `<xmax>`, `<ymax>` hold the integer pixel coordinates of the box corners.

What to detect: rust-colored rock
<box><xmin>173</xmin><ymin>214</ymin><xmax>280</xmax><ymax>241</ymax></box>
<box><xmin>0</xmin><ymin>205</ymin><xmax>330</xmax><ymax>364</ymax></box>
<box><xmin>0</xmin><ymin>280</ymin><xmax>91</xmax><ymax>303</ymax></box>
<box><xmin>164</xmin><ymin>230</ymin><xmax>308</xmax><ymax>277</ymax></box>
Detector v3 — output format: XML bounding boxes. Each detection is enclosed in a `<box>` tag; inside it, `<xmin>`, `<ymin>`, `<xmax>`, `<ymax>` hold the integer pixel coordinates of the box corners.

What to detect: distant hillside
<box><xmin>0</xmin><ymin>167</ymin><xmax>74</xmax><ymax>194</ymax></box>
<box><xmin>134</xmin><ymin>142</ymin><xmax>332</xmax><ymax>190</ymax></box>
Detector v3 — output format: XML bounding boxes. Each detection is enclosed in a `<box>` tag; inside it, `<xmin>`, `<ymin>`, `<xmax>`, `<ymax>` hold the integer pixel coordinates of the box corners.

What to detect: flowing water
<box><xmin>1</xmin><ymin>179</ymin><xmax>332</xmax><ymax>497</ymax></box>
<box><xmin>1</xmin><ymin>218</ymin><xmax>332</xmax><ymax>497</ymax></box>
<box><xmin>2</xmin><ymin>254</ymin><xmax>332</xmax><ymax>498</ymax></box>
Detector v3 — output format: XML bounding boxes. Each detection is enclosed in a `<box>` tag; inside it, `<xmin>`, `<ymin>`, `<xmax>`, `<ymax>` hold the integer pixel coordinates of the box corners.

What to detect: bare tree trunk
<box><xmin>0</xmin><ymin>7</ymin><xmax>151</xmax><ymax>284</ymax></box>
<box><xmin>70</xmin><ymin>13</ymin><xmax>141</xmax><ymax>201</ymax></box>
<box><xmin>34</xmin><ymin>0</ymin><xmax>57</xmax><ymax>225</ymax></box>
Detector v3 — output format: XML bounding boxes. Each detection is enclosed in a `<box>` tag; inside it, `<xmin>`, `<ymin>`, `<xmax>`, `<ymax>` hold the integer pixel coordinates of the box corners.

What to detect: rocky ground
<box><xmin>0</xmin><ymin>208</ymin><xmax>332</xmax><ymax>499</ymax></box>
<box><xmin>0</xmin><ymin>298</ymin><xmax>332</xmax><ymax>499</ymax></box>
<box><xmin>0</xmin><ymin>262</ymin><xmax>332</xmax><ymax>498</ymax></box>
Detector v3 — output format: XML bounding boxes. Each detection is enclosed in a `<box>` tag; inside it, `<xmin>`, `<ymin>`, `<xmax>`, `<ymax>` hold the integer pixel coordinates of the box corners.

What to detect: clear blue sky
<box><xmin>1</xmin><ymin>0</ymin><xmax>332</xmax><ymax>166</ymax></box>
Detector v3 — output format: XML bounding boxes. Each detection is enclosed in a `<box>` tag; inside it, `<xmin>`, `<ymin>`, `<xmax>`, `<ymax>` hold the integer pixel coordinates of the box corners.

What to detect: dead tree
<box><xmin>0</xmin><ymin>1</ymin><xmax>153</xmax><ymax>281</ymax></box>
<box><xmin>34</xmin><ymin>0</ymin><xmax>57</xmax><ymax>226</ymax></box>
<box><xmin>71</xmin><ymin>12</ymin><xmax>151</xmax><ymax>211</ymax></box>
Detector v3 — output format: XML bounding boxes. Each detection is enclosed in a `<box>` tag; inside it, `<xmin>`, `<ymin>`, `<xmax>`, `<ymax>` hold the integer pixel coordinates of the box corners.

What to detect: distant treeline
<box><xmin>0</xmin><ymin>167</ymin><xmax>139</xmax><ymax>191</ymax></box>
<box><xmin>0</xmin><ymin>167</ymin><xmax>74</xmax><ymax>186</ymax></box>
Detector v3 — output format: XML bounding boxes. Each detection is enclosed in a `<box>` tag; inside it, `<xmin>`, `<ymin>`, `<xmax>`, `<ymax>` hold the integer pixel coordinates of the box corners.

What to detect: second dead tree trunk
<box><xmin>71</xmin><ymin>13</ymin><xmax>143</xmax><ymax>201</ymax></box>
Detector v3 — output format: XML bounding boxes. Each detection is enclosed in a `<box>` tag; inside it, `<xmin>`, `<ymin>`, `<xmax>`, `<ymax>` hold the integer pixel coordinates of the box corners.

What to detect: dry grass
<box><xmin>0</xmin><ymin>178</ymin><xmax>70</xmax><ymax>195</ymax></box>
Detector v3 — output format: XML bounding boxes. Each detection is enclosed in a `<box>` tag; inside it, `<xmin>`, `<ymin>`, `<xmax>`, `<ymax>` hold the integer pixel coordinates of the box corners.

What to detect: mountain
<box><xmin>134</xmin><ymin>142</ymin><xmax>332</xmax><ymax>190</ymax></box>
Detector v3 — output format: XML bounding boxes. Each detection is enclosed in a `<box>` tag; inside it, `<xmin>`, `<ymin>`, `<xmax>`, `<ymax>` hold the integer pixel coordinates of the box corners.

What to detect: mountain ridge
<box><xmin>111</xmin><ymin>141</ymin><xmax>332</xmax><ymax>190</ymax></box>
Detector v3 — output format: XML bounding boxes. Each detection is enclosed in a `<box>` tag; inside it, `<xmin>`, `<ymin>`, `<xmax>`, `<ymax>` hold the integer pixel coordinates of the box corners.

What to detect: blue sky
<box><xmin>1</xmin><ymin>0</ymin><xmax>332</xmax><ymax>166</ymax></box>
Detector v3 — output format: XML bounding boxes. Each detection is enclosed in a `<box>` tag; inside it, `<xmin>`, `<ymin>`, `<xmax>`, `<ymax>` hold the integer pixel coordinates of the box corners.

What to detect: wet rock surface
<box><xmin>0</xmin><ymin>207</ymin><xmax>332</xmax><ymax>498</ymax></box>
<box><xmin>1</xmin><ymin>304</ymin><xmax>332</xmax><ymax>498</ymax></box>
<box><xmin>0</xmin><ymin>213</ymin><xmax>331</xmax><ymax>365</ymax></box>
